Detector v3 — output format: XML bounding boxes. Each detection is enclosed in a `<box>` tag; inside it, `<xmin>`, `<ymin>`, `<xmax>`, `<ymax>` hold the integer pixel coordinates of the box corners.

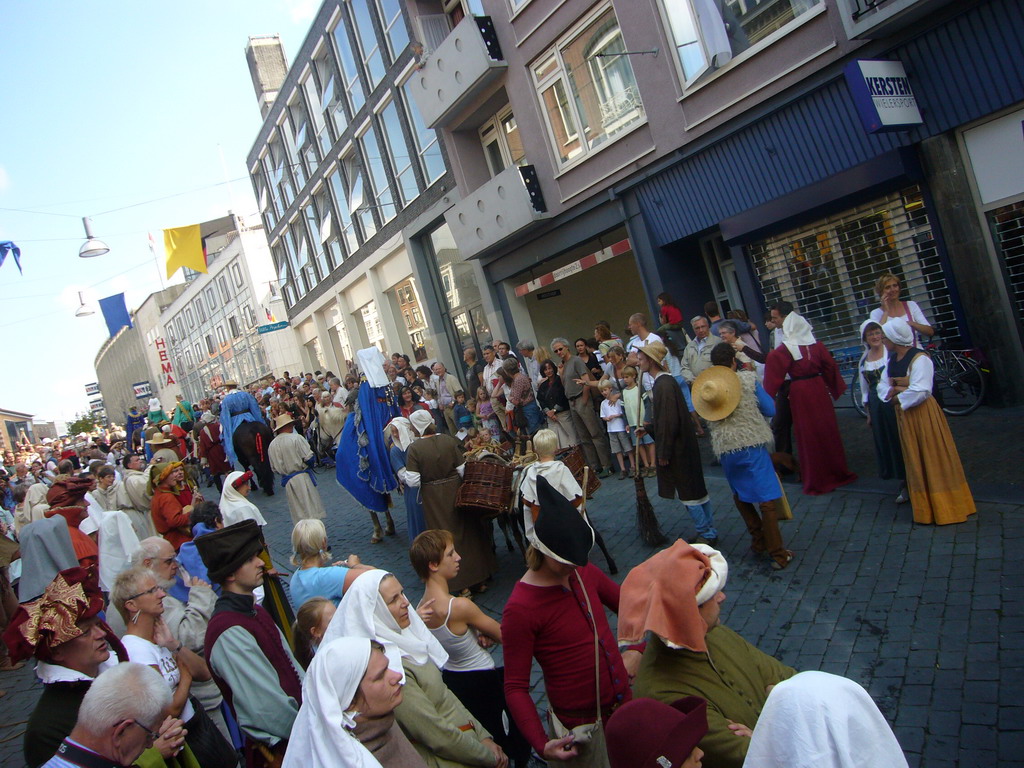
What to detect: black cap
<box><xmin>195</xmin><ymin>520</ymin><xmax>264</xmax><ymax>584</ymax></box>
<box><xmin>533</xmin><ymin>475</ymin><xmax>594</xmax><ymax>567</ymax></box>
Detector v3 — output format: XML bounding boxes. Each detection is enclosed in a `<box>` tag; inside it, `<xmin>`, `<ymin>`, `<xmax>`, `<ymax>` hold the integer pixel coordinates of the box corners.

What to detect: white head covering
<box><xmin>691</xmin><ymin>543</ymin><xmax>728</xmax><ymax>606</ymax></box>
<box><xmin>323</xmin><ymin>569</ymin><xmax>448</xmax><ymax>682</ymax></box>
<box><xmin>408</xmin><ymin>410</ymin><xmax>434</xmax><ymax>437</ymax></box>
<box><xmin>200</xmin><ymin>411</ymin><xmax>217</xmax><ymax>424</ymax></box>
<box><xmin>782</xmin><ymin>313</ymin><xmax>816</xmax><ymax>361</ymax></box>
<box><xmin>282</xmin><ymin>637</ymin><xmax>383</xmax><ymax>768</ymax></box>
<box><xmin>356</xmin><ymin>347</ymin><xmax>389</xmax><ymax>388</ymax></box>
<box><xmin>882</xmin><ymin>317</ymin><xmax>914</xmax><ymax>347</ymax></box>
<box><xmin>743</xmin><ymin>671</ymin><xmax>909</xmax><ymax>768</ymax></box>
<box><xmin>383</xmin><ymin>417</ymin><xmax>416</xmax><ymax>452</ymax></box>
<box><xmin>97</xmin><ymin>510</ymin><xmax>141</xmax><ymax>593</ymax></box>
<box><xmin>219</xmin><ymin>471</ymin><xmax>268</xmax><ymax>527</ymax></box>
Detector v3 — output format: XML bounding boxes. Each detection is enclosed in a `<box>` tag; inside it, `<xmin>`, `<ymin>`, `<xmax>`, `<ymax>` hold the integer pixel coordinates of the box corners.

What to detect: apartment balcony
<box><xmin>838</xmin><ymin>0</ymin><xmax>957</xmax><ymax>39</ymax></box>
<box><xmin>444</xmin><ymin>165</ymin><xmax>548</xmax><ymax>259</ymax></box>
<box><xmin>410</xmin><ymin>15</ymin><xmax>506</xmax><ymax>130</ymax></box>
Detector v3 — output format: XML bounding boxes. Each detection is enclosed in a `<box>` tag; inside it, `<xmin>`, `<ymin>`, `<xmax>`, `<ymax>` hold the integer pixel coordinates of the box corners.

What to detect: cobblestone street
<box><xmin>1</xmin><ymin>410</ymin><xmax>1020</xmax><ymax>768</ymax></box>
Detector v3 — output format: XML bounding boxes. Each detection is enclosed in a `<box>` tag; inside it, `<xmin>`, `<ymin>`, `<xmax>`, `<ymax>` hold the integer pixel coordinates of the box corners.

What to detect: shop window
<box><xmin>987</xmin><ymin>201</ymin><xmax>1024</xmax><ymax>327</ymax></box>
<box><xmin>480</xmin><ymin>106</ymin><xmax>526</xmax><ymax>178</ymax></box>
<box><xmin>532</xmin><ymin>5</ymin><xmax>644</xmax><ymax>167</ymax></box>
<box><xmin>360</xmin><ymin>300</ymin><xmax>385</xmax><ymax>349</ymax></box>
<box><xmin>659</xmin><ymin>0</ymin><xmax>823</xmax><ymax>87</ymax></box>
<box><xmin>747</xmin><ymin>186</ymin><xmax>956</xmax><ymax>377</ymax></box>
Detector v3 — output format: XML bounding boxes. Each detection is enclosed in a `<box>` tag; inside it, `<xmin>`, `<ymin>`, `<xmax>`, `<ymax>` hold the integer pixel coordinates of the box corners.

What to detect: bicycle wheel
<box><xmin>849</xmin><ymin>372</ymin><xmax>866</xmax><ymax>417</ymax></box>
<box><xmin>934</xmin><ymin>353</ymin><xmax>986</xmax><ymax>416</ymax></box>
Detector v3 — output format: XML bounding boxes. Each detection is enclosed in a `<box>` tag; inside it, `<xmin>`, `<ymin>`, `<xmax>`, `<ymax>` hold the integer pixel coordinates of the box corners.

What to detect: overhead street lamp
<box><xmin>79</xmin><ymin>216</ymin><xmax>109</xmax><ymax>258</ymax></box>
<box><xmin>74</xmin><ymin>291</ymin><xmax>94</xmax><ymax>317</ymax></box>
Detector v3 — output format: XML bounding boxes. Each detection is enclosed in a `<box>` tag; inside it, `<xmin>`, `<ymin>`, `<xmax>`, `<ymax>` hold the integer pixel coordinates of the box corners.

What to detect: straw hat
<box><xmin>146</xmin><ymin>434</ymin><xmax>171</xmax><ymax>446</ymax></box>
<box><xmin>273</xmin><ymin>414</ymin><xmax>297</xmax><ymax>433</ymax></box>
<box><xmin>638</xmin><ymin>340</ymin><xmax>668</xmax><ymax>368</ymax></box>
<box><xmin>691</xmin><ymin>366</ymin><xmax>741</xmax><ymax>422</ymax></box>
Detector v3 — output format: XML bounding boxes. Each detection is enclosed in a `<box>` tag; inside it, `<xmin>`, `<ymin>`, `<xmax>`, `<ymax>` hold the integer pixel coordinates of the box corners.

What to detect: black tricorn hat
<box><xmin>195</xmin><ymin>520</ymin><xmax>264</xmax><ymax>584</ymax></box>
<box><xmin>531</xmin><ymin>474</ymin><xmax>594</xmax><ymax>567</ymax></box>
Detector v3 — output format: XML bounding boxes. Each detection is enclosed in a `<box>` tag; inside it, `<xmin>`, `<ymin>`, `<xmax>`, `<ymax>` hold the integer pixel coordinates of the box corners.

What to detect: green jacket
<box><xmin>634</xmin><ymin>626</ymin><xmax>796</xmax><ymax>768</ymax></box>
<box><xmin>395</xmin><ymin>659</ymin><xmax>495</xmax><ymax>768</ymax></box>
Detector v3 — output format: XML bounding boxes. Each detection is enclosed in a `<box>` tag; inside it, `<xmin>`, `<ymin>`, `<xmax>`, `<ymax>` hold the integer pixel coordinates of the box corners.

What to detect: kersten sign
<box><xmin>844</xmin><ymin>59</ymin><xmax>923</xmax><ymax>134</ymax></box>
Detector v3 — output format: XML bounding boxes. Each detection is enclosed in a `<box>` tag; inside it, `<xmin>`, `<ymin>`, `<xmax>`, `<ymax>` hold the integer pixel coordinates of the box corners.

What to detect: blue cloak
<box><xmin>336</xmin><ymin>382</ymin><xmax>399</xmax><ymax>512</ymax></box>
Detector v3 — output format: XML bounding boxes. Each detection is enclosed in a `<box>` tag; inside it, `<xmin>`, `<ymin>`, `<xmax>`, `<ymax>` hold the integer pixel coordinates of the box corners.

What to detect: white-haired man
<box><xmin>41</xmin><ymin>662</ymin><xmax>172</xmax><ymax>768</ymax></box>
<box><xmin>681</xmin><ymin>316</ymin><xmax>722</xmax><ymax>383</ymax></box>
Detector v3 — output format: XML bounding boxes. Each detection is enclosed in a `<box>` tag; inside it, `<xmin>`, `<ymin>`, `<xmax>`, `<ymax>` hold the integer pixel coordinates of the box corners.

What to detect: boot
<box><xmin>369</xmin><ymin>511</ymin><xmax>384</xmax><ymax>544</ymax></box>
<box><xmin>384</xmin><ymin>508</ymin><xmax>396</xmax><ymax>537</ymax></box>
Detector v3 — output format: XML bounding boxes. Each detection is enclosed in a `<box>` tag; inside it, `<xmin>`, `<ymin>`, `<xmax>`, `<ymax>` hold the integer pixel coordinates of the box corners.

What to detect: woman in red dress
<box><xmin>764</xmin><ymin>313</ymin><xmax>856</xmax><ymax>495</ymax></box>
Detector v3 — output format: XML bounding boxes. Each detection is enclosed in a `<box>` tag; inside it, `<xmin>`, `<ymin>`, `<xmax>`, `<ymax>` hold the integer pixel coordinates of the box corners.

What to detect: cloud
<box><xmin>283</xmin><ymin>0</ymin><xmax>317</xmax><ymax>22</ymax></box>
<box><xmin>0</xmin><ymin>165</ymin><xmax>8</xmax><ymax>191</ymax></box>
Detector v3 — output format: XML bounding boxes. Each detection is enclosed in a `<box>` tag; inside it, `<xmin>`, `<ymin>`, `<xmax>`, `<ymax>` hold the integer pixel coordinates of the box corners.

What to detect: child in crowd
<box><xmin>410</xmin><ymin>530</ymin><xmax>530</xmax><ymax>766</ymax></box>
<box><xmin>423</xmin><ymin>386</ymin><xmax>445</xmax><ymax>433</ymax></box>
<box><xmin>476</xmin><ymin>388</ymin><xmax>501</xmax><ymax>441</ymax></box>
<box><xmin>622</xmin><ymin>365</ymin><xmax>656</xmax><ymax>477</ymax></box>
<box><xmin>599</xmin><ymin>381</ymin><xmax>633</xmax><ymax>479</ymax></box>
<box><xmin>454</xmin><ymin>390</ymin><xmax>473</xmax><ymax>431</ymax></box>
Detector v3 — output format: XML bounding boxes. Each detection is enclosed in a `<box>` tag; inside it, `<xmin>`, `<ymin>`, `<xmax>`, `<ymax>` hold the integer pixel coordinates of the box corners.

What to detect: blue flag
<box><xmin>0</xmin><ymin>241</ymin><xmax>21</xmax><ymax>274</ymax></box>
<box><xmin>98</xmin><ymin>293</ymin><xmax>133</xmax><ymax>338</ymax></box>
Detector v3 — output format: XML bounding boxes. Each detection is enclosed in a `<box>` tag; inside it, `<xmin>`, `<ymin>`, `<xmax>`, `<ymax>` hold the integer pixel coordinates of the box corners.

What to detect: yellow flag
<box><xmin>164</xmin><ymin>224</ymin><xmax>207</xmax><ymax>279</ymax></box>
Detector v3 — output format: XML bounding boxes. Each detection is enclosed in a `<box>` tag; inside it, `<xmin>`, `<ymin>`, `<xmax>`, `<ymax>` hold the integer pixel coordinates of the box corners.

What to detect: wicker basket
<box><xmin>456</xmin><ymin>457</ymin><xmax>514</xmax><ymax>519</ymax></box>
<box><xmin>556</xmin><ymin>446</ymin><xmax>601</xmax><ymax>498</ymax></box>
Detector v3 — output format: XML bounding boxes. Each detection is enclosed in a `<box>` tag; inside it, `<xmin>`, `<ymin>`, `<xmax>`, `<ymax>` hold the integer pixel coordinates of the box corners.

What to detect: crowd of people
<box><xmin>0</xmin><ymin>271</ymin><xmax>975</xmax><ymax>768</ymax></box>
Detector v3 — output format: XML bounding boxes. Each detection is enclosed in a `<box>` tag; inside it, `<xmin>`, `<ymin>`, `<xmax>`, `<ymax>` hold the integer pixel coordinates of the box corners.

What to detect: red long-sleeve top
<box><xmin>502</xmin><ymin>563</ymin><xmax>637</xmax><ymax>754</ymax></box>
<box><xmin>151</xmin><ymin>489</ymin><xmax>194</xmax><ymax>551</ymax></box>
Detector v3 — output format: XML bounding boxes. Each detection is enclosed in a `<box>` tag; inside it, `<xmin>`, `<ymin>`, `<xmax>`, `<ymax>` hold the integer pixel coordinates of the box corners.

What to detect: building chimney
<box><xmin>245</xmin><ymin>35</ymin><xmax>288</xmax><ymax>119</ymax></box>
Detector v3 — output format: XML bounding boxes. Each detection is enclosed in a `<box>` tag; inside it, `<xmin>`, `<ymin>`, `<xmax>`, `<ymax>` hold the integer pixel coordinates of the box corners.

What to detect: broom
<box><xmin>633</xmin><ymin>384</ymin><xmax>667</xmax><ymax>547</ymax></box>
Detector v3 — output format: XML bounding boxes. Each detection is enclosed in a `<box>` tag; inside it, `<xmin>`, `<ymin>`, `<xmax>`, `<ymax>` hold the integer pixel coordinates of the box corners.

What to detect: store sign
<box><xmin>258</xmin><ymin>320</ymin><xmax>290</xmax><ymax>334</ymax></box>
<box><xmin>537</xmin><ymin>289</ymin><xmax>562</xmax><ymax>300</ymax></box>
<box><xmin>844</xmin><ymin>59</ymin><xmax>923</xmax><ymax>134</ymax></box>
<box><xmin>84</xmin><ymin>382</ymin><xmax>100</xmax><ymax>397</ymax></box>
<box><xmin>153</xmin><ymin>337</ymin><xmax>176</xmax><ymax>386</ymax></box>
<box><xmin>132</xmin><ymin>381</ymin><xmax>153</xmax><ymax>399</ymax></box>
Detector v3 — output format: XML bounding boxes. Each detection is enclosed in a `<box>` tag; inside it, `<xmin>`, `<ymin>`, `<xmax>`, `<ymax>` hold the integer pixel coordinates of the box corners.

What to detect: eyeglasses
<box><xmin>125</xmin><ymin>584</ymin><xmax>163</xmax><ymax>602</ymax></box>
<box><xmin>129</xmin><ymin>719</ymin><xmax>160</xmax><ymax>745</ymax></box>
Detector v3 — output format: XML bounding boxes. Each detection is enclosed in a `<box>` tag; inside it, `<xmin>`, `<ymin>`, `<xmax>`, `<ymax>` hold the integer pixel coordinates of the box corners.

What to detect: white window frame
<box><xmin>656</xmin><ymin>0</ymin><xmax>826</xmax><ymax>91</ymax></box>
<box><xmin>530</xmin><ymin>3</ymin><xmax>645</xmax><ymax>170</ymax></box>
<box><xmin>479</xmin><ymin>105</ymin><xmax>526</xmax><ymax>178</ymax></box>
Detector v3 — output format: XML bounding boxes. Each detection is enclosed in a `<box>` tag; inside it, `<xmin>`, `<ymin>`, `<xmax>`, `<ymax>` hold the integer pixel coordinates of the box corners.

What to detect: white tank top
<box><xmin>429</xmin><ymin>598</ymin><xmax>496</xmax><ymax>672</ymax></box>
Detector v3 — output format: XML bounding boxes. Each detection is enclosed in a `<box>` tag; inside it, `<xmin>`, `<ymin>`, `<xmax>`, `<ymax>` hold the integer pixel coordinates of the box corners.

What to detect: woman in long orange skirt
<box><xmin>879</xmin><ymin>318</ymin><xmax>976</xmax><ymax>525</ymax></box>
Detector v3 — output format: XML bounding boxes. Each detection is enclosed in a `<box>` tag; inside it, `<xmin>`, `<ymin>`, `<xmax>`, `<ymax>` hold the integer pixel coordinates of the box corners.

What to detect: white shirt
<box><xmin>600</xmin><ymin>399</ymin><xmax>627</xmax><ymax>432</ymax></box>
<box><xmin>626</xmin><ymin>331</ymin><xmax>664</xmax><ymax>355</ymax></box>
<box><xmin>877</xmin><ymin>351</ymin><xmax>933</xmax><ymax>410</ymax></box>
<box><xmin>482</xmin><ymin>359</ymin><xmax>502</xmax><ymax>396</ymax></box>
<box><xmin>869</xmin><ymin>300</ymin><xmax>930</xmax><ymax>348</ymax></box>
<box><xmin>121</xmin><ymin>634</ymin><xmax>195</xmax><ymax>721</ymax></box>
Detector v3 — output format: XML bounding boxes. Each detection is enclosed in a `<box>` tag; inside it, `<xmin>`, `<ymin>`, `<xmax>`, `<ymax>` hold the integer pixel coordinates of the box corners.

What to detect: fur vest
<box><xmin>710</xmin><ymin>370</ymin><xmax>773</xmax><ymax>457</ymax></box>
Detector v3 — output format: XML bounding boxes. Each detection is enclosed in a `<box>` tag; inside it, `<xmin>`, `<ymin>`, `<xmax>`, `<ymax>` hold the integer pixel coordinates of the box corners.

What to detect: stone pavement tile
<box><xmin>962</xmin><ymin>702</ymin><xmax>999</xmax><ymax>726</ymax></box>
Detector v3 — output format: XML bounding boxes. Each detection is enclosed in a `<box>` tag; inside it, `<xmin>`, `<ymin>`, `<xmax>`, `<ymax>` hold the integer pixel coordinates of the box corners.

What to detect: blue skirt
<box><xmin>721</xmin><ymin>446</ymin><xmax>780</xmax><ymax>504</ymax></box>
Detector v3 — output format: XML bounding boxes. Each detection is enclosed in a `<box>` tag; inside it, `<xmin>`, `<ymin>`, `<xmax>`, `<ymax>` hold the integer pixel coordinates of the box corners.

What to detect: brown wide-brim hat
<box><xmin>606</xmin><ymin>696</ymin><xmax>708</xmax><ymax>768</ymax></box>
<box><xmin>638</xmin><ymin>340</ymin><xmax>669</xmax><ymax>368</ymax></box>
<box><xmin>691</xmin><ymin>366</ymin><xmax>741</xmax><ymax>422</ymax></box>
<box><xmin>195</xmin><ymin>520</ymin><xmax>264</xmax><ymax>584</ymax></box>
<box><xmin>273</xmin><ymin>414</ymin><xmax>296</xmax><ymax>433</ymax></box>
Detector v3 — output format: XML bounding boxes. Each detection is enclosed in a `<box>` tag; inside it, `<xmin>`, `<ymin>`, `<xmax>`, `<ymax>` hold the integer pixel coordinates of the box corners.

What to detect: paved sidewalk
<box><xmin>0</xmin><ymin>409</ymin><xmax>1019</xmax><ymax>767</ymax></box>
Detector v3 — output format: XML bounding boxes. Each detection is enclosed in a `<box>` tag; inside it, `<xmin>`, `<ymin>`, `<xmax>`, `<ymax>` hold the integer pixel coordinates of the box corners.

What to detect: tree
<box><xmin>66</xmin><ymin>412</ymin><xmax>98</xmax><ymax>436</ymax></box>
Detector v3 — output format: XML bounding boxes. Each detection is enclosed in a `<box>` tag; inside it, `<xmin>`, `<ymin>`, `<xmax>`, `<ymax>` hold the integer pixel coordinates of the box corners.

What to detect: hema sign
<box><xmin>844</xmin><ymin>59</ymin><xmax>923</xmax><ymax>133</ymax></box>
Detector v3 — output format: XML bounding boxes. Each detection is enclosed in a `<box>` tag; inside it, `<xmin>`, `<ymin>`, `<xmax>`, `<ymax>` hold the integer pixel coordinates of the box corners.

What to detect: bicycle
<box><xmin>848</xmin><ymin>340</ymin><xmax>987</xmax><ymax>417</ymax></box>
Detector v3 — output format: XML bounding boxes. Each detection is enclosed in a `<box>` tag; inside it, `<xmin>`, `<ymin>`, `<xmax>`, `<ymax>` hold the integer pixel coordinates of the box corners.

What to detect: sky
<box><xmin>0</xmin><ymin>0</ymin><xmax>321</xmax><ymax>425</ymax></box>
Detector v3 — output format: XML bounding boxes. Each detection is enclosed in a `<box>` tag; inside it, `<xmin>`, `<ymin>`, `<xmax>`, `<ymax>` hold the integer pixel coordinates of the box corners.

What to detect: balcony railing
<box><xmin>444</xmin><ymin>165</ymin><xmax>548</xmax><ymax>259</ymax></box>
<box><xmin>410</xmin><ymin>15</ymin><xmax>506</xmax><ymax>130</ymax></box>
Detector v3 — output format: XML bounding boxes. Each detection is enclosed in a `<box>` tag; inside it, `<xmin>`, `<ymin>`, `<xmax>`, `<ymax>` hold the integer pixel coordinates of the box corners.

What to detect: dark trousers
<box><xmin>772</xmin><ymin>381</ymin><xmax>793</xmax><ymax>456</ymax></box>
<box><xmin>733</xmin><ymin>496</ymin><xmax>787</xmax><ymax>565</ymax></box>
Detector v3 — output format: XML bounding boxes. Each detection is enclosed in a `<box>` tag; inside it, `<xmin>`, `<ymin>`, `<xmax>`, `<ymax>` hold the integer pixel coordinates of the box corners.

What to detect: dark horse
<box><xmin>232</xmin><ymin>420</ymin><xmax>276</xmax><ymax>496</ymax></box>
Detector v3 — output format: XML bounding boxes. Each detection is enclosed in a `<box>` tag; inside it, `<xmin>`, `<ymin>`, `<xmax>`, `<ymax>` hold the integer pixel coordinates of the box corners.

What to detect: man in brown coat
<box><xmin>636</xmin><ymin>341</ymin><xmax>718</xmax><ymax>546</ymax></box>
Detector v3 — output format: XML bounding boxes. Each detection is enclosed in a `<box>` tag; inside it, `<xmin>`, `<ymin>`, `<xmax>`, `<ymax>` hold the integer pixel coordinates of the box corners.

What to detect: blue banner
<box><xmin>98</xmin><ymin>293</ymin><xmax>133</xmax><ymax>338</ymax></box>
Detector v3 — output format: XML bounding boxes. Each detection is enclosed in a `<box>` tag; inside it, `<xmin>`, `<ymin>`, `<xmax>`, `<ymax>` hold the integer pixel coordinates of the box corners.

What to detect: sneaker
<box><xmin>895</xmin><ymin>490</ymin><xmax>909</xmax><ymax>504</ymax></box>
<box><xmin>691</xmin><ymin>536</ymin><xmax>719</xmax><ymax>548</ymax></box>
<box><xmin>619</xmin><ymin>470</ymin><xmax>628</xmax><ymax>480</ymax></box>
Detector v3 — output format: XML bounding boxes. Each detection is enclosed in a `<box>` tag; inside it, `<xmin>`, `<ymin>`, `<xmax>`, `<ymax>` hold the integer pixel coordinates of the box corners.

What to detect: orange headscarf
<box><xmin>617</xmin><ymin>539</ymin><xmax>718</xmax><ymax>653</ymax></box>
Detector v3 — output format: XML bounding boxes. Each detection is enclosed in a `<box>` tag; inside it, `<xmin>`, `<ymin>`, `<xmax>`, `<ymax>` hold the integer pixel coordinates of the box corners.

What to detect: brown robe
<box><xmin>405</xmin><ymin>434</ymin><xmax>497</xmax><ymax>592</ymax></box>
<box><xmin>354</xmin><ymin>713</ymin><xmax>428</xmax><ymax>768</ymax></box>
<box><xmin>650</xmin><ymin>372</ymin><xmax>708</xmax><ymax>503</ymax></box>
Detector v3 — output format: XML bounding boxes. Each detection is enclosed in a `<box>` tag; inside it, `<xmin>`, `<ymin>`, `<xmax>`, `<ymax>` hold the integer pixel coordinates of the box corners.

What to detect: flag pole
<box><xmin>148</xmin><ymin>232</ymin><xmax>166</xmax><ymax>290</ymax></box>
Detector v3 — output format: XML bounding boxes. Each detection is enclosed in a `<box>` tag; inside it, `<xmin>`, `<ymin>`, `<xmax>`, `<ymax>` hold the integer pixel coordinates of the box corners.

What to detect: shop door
<box><xmin>451</xmin><ymin>305</ymin><xmax>491</xmax><ymax>359</ymax></box>
<box><xmin>700</xmin><ymin>234</ymin><xmax>743</xmax><ymax>316</ymax></box>
<box><xmin>746</xmin><ymin>185</ymin><xmax>958</xmax><ymax>378</ymax></box>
